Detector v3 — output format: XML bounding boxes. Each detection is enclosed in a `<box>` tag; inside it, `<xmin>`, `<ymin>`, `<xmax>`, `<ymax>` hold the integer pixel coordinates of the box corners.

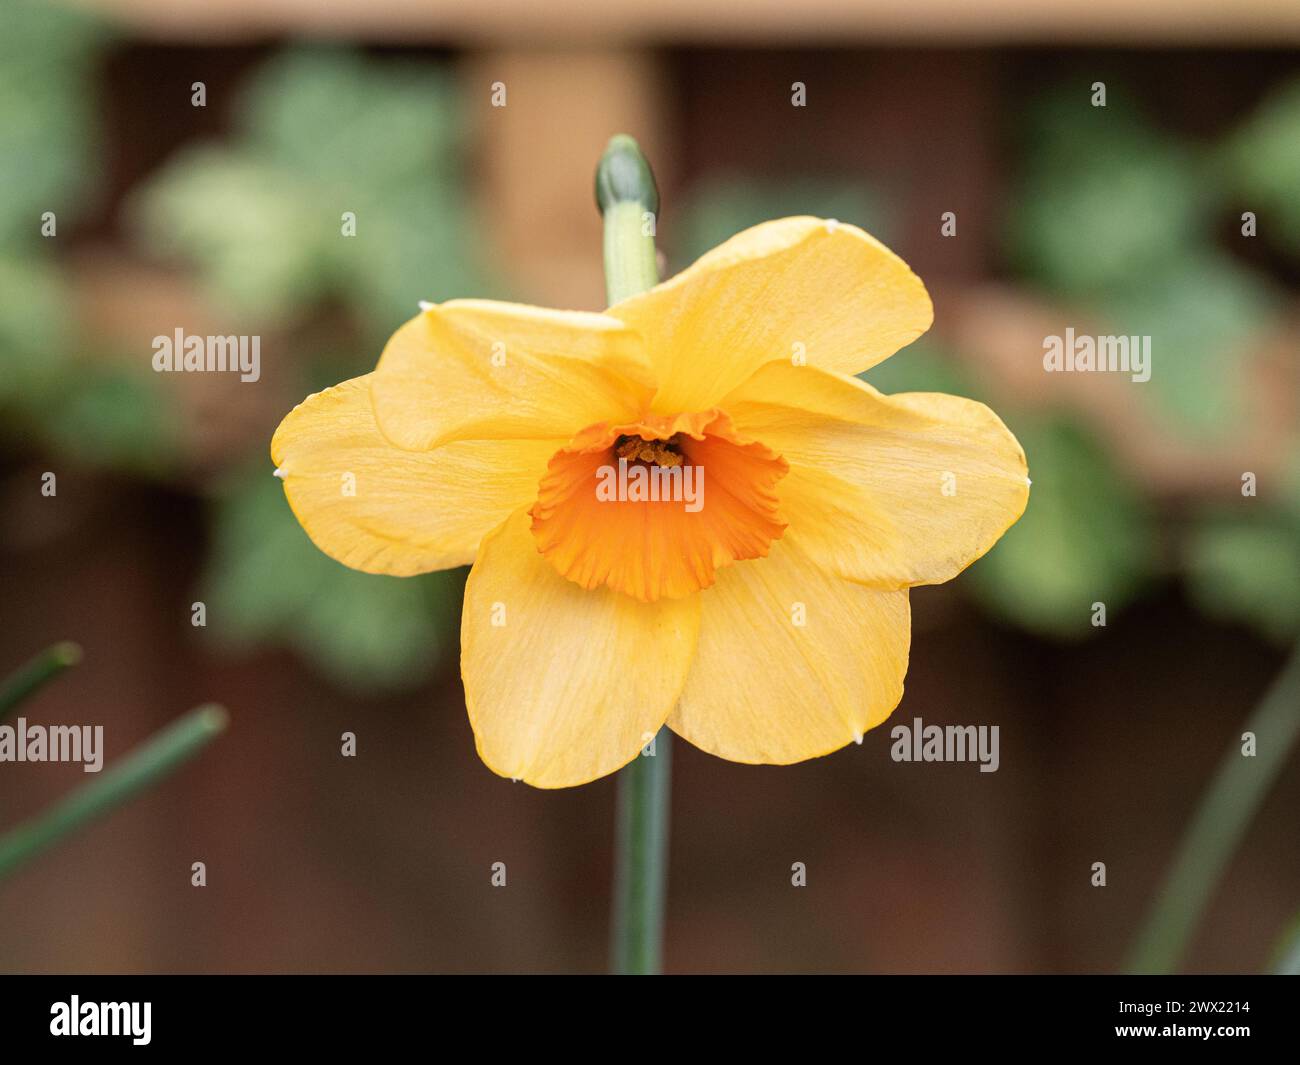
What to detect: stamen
<box><xmin>614</xmin><ymin>433</ymin><xmax>685</xmax><ymax>468</ymax></box>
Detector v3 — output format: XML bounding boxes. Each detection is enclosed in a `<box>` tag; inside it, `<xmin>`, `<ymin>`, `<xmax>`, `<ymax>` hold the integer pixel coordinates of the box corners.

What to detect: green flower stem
<box><xmin>611</xmin><ymin>732</ymin><xmax>672</xmax><ymax>974</ymax></box>
<box><xmin>1126</xmin><ymin>638</ymin><xmax>1300</xmax><ymax>972</ymax></box>
<box><xmin>597</xmin><ymin>135</ymin><xmax>659</xmax><ymax>306</ymax></box>
<box><xmin>0</xmin><ymin>704</ymin><xmax>228</xmax><ymax>881</ymax></box>
<box><xmin>0</xmin><ymin>642</ymin><xmax>82</xmax><ymax>722</ymax></box>
<box><xmin>598</xmin><ymin>134</ymin><xmax>670</xmax><ymax>974</ymax></box>
<box><xmin>602</xmin><ymin>200</ymin><xmax>658</xmax><ymax>306</ymax></box>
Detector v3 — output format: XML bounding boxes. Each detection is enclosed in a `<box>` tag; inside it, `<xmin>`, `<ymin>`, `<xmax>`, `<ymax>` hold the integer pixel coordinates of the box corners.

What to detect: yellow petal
<box><xmin>723</xmin><ymin>362</ymin><xmax>1030</xmax><ymax>587</ymax></box>
<box><xmin>370</xmin><ymin>299</ymin><xmax>656</xmax><ymax>450</ymax></box>
<box><xmin>668</xmin><ymin>537</ymin><xmax>909</xmax><ymax>763</ymax></box>
<box><xmin>462</xmin><ymin>508</ymin><xmax>700</xmax><ymax>788</ymax></box>
<box><xmin>608</xmin><ymin>217</ymin><xmax>932</xmax><ymax>415</ymax></box>
<box><xmin>271</xmin><ymin>375</ymin><xmax>561</xmax><ymax>575</ymax></box>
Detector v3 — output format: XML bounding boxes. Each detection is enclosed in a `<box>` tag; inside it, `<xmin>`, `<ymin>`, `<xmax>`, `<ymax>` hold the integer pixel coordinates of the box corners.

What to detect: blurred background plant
<box><xmin>0</xmin><ymin>1</ymin><xmax>176</xmax><ymax>476</ymax></box>
<box><xmin>0</xmin><ymin>643</ymin><xmax>227</xmax><ymax>882</ymax></box>
<box><xmin>130</xmin><ymin>46</ymin><xmax>485</xmax><ymax>690</ymax></box>
<box><xmin>1</xmin><ymin>0</ymin><xmax>1297</xmax><ymax>973</ymax></box>
<box><xmin>0</xmin><ymin>15</ymin><xmax>485</xmax><ymax>691</ymax></box>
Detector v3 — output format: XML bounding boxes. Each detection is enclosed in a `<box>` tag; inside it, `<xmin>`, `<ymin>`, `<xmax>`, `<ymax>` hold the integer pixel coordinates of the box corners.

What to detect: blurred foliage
<box><xmin>968</xmin><ymin>418</ymin><xmax>1154</xmax><ymax>638</ymax></box>
<box><xmin>120</xmin><ymin>46</ymin><xmax>492</xmax><ymax>690</ymax></box>
<box><xmin>1009</xmin><ymin>91</ymin><xmax>1207</xmax><ymax>296</ymax></box>
<box><xmin>0</xmin><ymin>0</ymin><xmax>106</xmax><ymax>249</ymax></box>
<box><xmin>131</xmin><ymin>48</ymin><xmax>488</xmax><ymax>344</ymax></box>
<box><xmin>0</xmin><ymin>39</ymin><xmax>483</xmax><ymax>693</ymax></box>
<box><xmin>1185</xmin><ymin>449</ymin><xmax>1300</xmax><ymax>644</ymax></box>
<box><xmin>682</xmin><ymin>78</ymin><xmax>1300</xmax><ymax>643</ymax></box>
<box><xmin>0</xmin><ymin>0</ymin><xmax>110</xmax><ymax>415</ymax></box>
<box><xmin>1223</xmin><ymin>79</ymin><xmax>1300</xmax><ymax>252</ymax></box>
<box><xmin>997</xmin><ymin>80</ymin><xmax>1300</xmax><ymax>640</ymax></box>
<box><xmin>1009</xmin><ymin>87</ymin><xmax>1284</xmax><ymax>444</ymax></box>
<box><xmin>204</xmin><ymin>465</ymin><xmax>463</xmax><ymax>692</ymax></box>
<box><xmin>674</xmin><ymin>176</ymin><xmax>882</xmax><ymax>266</ymax></box>
<box><xmin>1186</xmin><ymin>513</ymin><xmax>1300</xmax><ymax>642</ymax></box>
<box><xmin>148</xmin><ymin>49</ymin><xmax>487</xmax><ymax>691</ymax></box>
<box><xmin>1273</xmin><ymin>911</ymin><xmax>1300</xmax><ymax>975</ymax></box>
<box><xmin>0</xmin><ymin>257</ymin><xmax>72</xmax><ymax>406</ymax></box>
<box><xmin>43</xmin><ymin>367</ymin><xmax>180</xmax><ymax>477</ymax></box>
<box><xmin>1104</xmin><ymin>253</ymin><xmax>1276</xmax><ymax>434</ymax></box>
<box><xmin>0</xmin><ymin>2</ymin><xmax>171</xmax><ymax>479</ymax></box>
<box><xmin>860</xmin><ymin>338</ymin><xmax>974</xmax><ymax>398</ymax></box>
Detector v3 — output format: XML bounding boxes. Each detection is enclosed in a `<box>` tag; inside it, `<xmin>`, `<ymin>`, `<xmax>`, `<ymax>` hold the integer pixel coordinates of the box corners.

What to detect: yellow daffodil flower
<box><xmin>271</xmin><ymin>216</ymin><xmax>1029</xmax><ymax>788</ymax></box>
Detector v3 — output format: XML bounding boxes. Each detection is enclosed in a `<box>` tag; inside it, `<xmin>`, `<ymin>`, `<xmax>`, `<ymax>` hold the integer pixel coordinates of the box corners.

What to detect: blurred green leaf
<box><xmin>133</xmin><ymin>150</ymin><xmax>326</xmax><ymax>326</ymax></box>
<box><xmin>1010</xmin><ymin>84</ymin><xmax>1278</xmax><ymax>444</ymax></box>
<box><xmin>1284</xmin><ymin>449</ymin><xmax>1300</xmax><ymax>526</ymax></box>
<box><xmin>41</xmin><ymin>366</ymin><xmax>180</xmax><ymax>476</ymax></box>
<box><xmin>243</xmin><ymin>49</ymin><xmax>462</xmax><ymax>194</ymax></box>
<box><xmin>130</xmin><ymin>47</ymin><xmax>482</xmax><ymax>341</ymax></box>
<box><xmin>1009</xmin><ymin>90</ymin><xmax>1207</xmax><ymax>296</ymax></box>
<box><xmin>0</xmin><ymin>704</ymin><xmax>227</xmax><ymax>882</ymax></box>
<box><xmin>676</xmin><ymin>176</ymin><xmax>882</xmax><ymax>265</ymax></box>
<box><xmin>0</xmin><ymin>0</ymin><xmax>107</xmax><ymax>245</ymax></box>
<box><xmin>0</xmin><ymin>641</ymin><xmax>81</xmax><ymax>722</ymax></box>
<box><xmin>1101</xmin><ymin>252</ymin><xmax>1277</xmax><ymax>438</ymax></box>
<box><xmin>966</xmin><ymin>417</ymin><xmax>1154</xmax><ymax>637</ymax></box>
<box><xmin>1186</xmin><ymin>512</ymin><xmax>1300</xmax><ymax>642</ymax></box>
<box><xmin>0</xmin><ymin>1</ymin><xmax>108</xmax><ymax>427</ymax></box>
<box><xmin>0</xmin><ymin>256</ymin><xmax>72</xmax><ymax>407</ymax></box>
<box><xmin>1222</xmin><ymin>76</ymin><xmax>1300</xmax><ymax>252</ymax></box>
<box><xmin>346</xmin><ymin>182</ymin><xmax>482</xmax><ymax>332</ymax></box>
<box><xmin>131</xmin><ymin>46</ymin><xmax>486</xmax><ymax>689</ymax></box>
<box><xmin>1127</xmin><ymin>637</ymin><xmax>1300</xmax><ymax>973</ymax></box>
<box><xmin>1272</xmin><ymin>912</ymin><xmax>1300</xmax><ymax>974</ymax></box>
<box><xmin>203</xmin><ymin>467</ymin><xmax>462</xmax><ymax>691</ymax></box>
<box><xmin>859</xmin><ymin>339</ymin><xmax>975</xmax><ymax>398</ymax></box>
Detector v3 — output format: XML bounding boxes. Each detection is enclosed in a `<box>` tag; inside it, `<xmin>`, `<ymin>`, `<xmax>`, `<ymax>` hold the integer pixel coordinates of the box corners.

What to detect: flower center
<box><xmin>529</xmin><ymin>410</ymin><xmax>788</xmax><ymax>602</ymax></box>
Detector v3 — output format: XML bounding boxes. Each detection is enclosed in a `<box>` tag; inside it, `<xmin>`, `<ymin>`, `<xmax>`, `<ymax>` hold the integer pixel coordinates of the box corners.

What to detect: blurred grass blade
<box><xmin>0</xmin><ymin>642</ymin><xmax>82</xmax><ymax>721</ymax></box>
<box><xmin>1272</xmin><ymin>915</ymin><xmax>1300</xmax><ymax>975</ymax></box>
<box><xmin>0</xmin><ymin>704</ymin><xmax>228</xmax><ymax>880</ymax></box>
<box><xmin>1127</xmin><ymin>640</ymin><xmax>1300</xmax><ymax>972</ymax></box>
